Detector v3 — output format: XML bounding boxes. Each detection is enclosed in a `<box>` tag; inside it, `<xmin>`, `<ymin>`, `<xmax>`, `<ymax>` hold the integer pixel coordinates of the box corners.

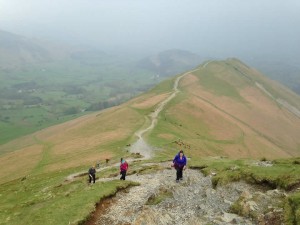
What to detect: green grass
<box><xmin>0</xmin><ymin>169</ymin><xmax>138</xmax><ymax>225</ymax></box>
<box><xmin>146</xmin><ymin>187</ymin><xmax>173</xmax><ymax>205</ymax></box>
<box><xmin>0</xmin><ymin>107</ymin><xmax>87</xmax><ymax>146</ymax></box>
<box><xmin>0</xmin><ymin>59</ymin><xmax>160</xmax><ymax>145</ymax></box>
<box><xmin>1</xmin><ymin>153</ymin><xmax>300</xmax><ymax>224</ymax></box>
<box><xmin>188</xmin><ymin>157</ymin><xmax>300</xmax><ymax>190</ymax></box>
<box><xmin>285</xmin><ymin>192</ymin><xmax>300</xmax><ymax>225</ymax></box>
<box><xmin>194</xmin><ymin>68</ymin><xmax>245</xmax><ymax>102</ymax></box>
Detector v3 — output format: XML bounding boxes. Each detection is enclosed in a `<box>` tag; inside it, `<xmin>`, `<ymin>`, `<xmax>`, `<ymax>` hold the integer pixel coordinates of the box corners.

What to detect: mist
<box><xmin>1</xmin><ymin>0</ymin><xmax>300</xmax><ymax>61</ymax></box>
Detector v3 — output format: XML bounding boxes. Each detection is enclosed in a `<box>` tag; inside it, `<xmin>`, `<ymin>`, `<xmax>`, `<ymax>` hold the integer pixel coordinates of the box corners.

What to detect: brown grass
<box><xmin>164</xmin><ymin>70</ymin><xmax>300</xmax><ymax>159</ymax></box>
<box><xmin>131</xmin><ymin>93</ymin><xmax>170</xmax><ymax>109</ymax></box>
<box><xmin>0</xmin><ymin>105</ymin><xmax>144</xmax><ymax>183</ymax></box>
<box><xmin>45</xmin><ymin>151</ymin><xmax>114</xmax><ymax>172</ymax></box>
<box><xmin>0</xmin><ymin>145</ymin><xmax>43</xmax><ymax>183</ymax></box>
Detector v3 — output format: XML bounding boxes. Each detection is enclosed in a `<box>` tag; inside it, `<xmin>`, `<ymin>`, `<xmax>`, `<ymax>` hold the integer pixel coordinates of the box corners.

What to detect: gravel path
<box><xmin>130</xmin><ymin>67</ymin><xmax>201</xmax><ymax>159</ymax></box>
<box><xmin>77</xmin><ymin>62</ymin><xmax>286</xmax><ymax>224</ymax></box>
<box><xmin>93</xmin><ymin>162</ymin><xmax>255</xmax><ymax>225</ymax></box>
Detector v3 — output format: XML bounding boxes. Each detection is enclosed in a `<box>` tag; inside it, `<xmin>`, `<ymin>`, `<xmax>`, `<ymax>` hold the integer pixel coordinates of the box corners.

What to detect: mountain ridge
<box><xmin>0</xmin><ymin>59</ymin><xmax>300</xmax><ymax>184</ymax></box>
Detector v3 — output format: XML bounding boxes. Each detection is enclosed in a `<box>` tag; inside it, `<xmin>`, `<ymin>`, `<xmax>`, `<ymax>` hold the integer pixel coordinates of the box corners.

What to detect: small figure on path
<box><xmin>88</xmin><ymin>165</ymin><xmax>96</xmax><ymax>184</ymax></box>
<box><xmin>172</xmin><ymin>150</ymin><xmax>187</xmax><ymax>182</ymax></box>
<box><xmin>120</xmin><ymin>158</ymin><xmax>129</xmax><ymax>180</ymax></box>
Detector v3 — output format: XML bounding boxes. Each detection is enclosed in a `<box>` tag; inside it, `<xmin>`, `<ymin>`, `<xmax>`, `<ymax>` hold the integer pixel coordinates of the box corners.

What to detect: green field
<box><xmin>0</xmin><ymin>59</ymin><xmax>161</xmax><ymax>145</ymax></box>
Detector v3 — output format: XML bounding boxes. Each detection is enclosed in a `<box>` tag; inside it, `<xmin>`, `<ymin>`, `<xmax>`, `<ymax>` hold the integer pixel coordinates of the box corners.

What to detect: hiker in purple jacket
<box><xmin>172</xmin><ymin>150</ymin><xmax>187</xmax><ymax>182</ymax></box>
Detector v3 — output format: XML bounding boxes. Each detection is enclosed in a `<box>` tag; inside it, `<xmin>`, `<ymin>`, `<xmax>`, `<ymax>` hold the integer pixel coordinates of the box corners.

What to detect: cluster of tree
<box><xmin>63</xmin><ymin>106</ymin><xmax>81</xmax><ymax>115</ymax></box>
<box><xmin>62</xmin><ymin>85</ymin><xmax>85</xmax><ymax>95</ymax></box>
<box><xmin>86</xmin><ymin>100</ymin><xmax>117</xmax><ymax>111</ymax></box>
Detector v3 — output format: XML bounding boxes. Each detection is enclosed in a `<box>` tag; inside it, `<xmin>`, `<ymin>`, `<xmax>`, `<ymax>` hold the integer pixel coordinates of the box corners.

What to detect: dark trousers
<box><xmin>176</xmin><ymin>168</ymin><xmax>183</xmax><ymax>180</ymax></box>
<box><xmin>89</xmin><ymin>174</ymin><xmax>95</xmax><ymax>183</ymax></box>
<box><xmin>120</xmin><ymin>170</ymin><xmax>126</xmax><ymax>180</ymax></box>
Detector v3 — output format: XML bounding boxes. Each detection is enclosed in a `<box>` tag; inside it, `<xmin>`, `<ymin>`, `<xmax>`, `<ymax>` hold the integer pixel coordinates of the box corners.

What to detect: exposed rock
<box><xmin>252</xmin><ymin>161</ymin><xmax>273</xmax><ymax>167</ymax></box>
<box><xmin>94</xmin><ymin>163</ymin><xmax>255</xmax><ymax>225</ymax></box>
<box><xmin>230</xmin><ymin>186</ymin><xmax>285</xmax><ymax>224</ymax></box>
<box><xmin>221</xmin><ymin>212</ymin><xmax>239</xmax><ymax>223</ymax></box>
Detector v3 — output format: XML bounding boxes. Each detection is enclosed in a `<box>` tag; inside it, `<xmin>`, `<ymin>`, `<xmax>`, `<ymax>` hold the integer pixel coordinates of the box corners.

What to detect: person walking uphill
<box><xmin>172</xmin><ymin>150</ymin><xmax>187</xmax><ymax>182</ymax></box>
<box><xmin>88</xmin><ymin>165</ymin><xmax>96</xmax><ymax>184</ymax></box>
<box><xmin>120</xmin><ymin>158</ymin><xmax>128</xmax><ymax>180</ymax></box>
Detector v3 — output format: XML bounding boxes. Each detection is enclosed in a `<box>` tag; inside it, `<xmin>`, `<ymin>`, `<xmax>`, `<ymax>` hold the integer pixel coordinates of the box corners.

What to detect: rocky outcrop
<box><xmin>230</xmin><ymin>188</ymin><xmax>286</xmax><ymax>225</ymax></box>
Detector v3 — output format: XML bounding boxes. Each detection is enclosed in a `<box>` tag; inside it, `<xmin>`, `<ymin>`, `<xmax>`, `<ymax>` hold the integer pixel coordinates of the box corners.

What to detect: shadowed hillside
<box><xmin>1</xmin><ymin>59</ymin><xmax>300</xmax><ymax>184</ymax></box>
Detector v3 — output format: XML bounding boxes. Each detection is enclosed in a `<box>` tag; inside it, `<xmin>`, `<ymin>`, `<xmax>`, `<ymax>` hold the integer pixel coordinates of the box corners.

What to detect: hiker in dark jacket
<box><xmin>120</xmin><ymin>158</ymin><xmax>128</xmax><ymax>180</ymax></box>
<box><xmin>172</xmin><ymin>150</ymin><xmax>187</xmax><ymax>182</ymax></box>
<box><xmin>88</xmin><ymin>165</ymin><xmax>96</xmax><ymax>184</ymax></box>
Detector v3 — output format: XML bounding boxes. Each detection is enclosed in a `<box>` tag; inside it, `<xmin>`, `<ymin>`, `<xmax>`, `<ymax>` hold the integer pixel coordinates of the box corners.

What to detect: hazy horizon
<box><xmin>1</xmin><ymin>0</ymin><xmax>300</xmax><ymax>61</ymax></box>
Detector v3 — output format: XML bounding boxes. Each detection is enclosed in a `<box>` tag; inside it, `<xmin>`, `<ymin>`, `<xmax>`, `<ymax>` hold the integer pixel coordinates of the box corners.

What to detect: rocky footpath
<box><xmin>87</xmin><ymin>162</ymin><xmax>285</xmax><ymax>225</ymax></box>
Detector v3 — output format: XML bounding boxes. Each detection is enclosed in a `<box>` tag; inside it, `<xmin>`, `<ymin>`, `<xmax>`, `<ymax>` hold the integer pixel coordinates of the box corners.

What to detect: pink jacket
<box><xmin>120</xmin><ymin>161</ymin><xmax>128</xmax><ymax>171</ymax></box>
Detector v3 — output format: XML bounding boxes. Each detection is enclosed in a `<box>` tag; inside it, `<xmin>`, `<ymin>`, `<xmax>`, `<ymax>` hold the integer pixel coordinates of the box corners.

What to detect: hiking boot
<box><xmin>176</xmin><ymin>179</ymin><xmax>179</xmax><ymax>183</ymax></box>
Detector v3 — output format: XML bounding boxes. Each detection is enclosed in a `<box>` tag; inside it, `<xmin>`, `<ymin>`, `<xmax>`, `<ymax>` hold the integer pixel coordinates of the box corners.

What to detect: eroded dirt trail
<box><xmin>90</xmin><ymin>162</ymin><xmax>255</xmax><ymax>225</ymax></box>
<box><xmin>129</xmin><ymin>68</ymin><xmax>201</xmax><ymax>158</ymax></box>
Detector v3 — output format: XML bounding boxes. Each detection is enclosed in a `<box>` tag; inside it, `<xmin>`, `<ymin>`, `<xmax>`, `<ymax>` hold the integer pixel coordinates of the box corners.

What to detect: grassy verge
<box><xmin>0</xmin><ymin>169</ymin><xmax>138</xmax><ymax>225</ymax></box>
<box><xmin>188</xmin><ymin>157</ymin><xmax>300</xmax><ymax>189</ymax></box>
<box><xmin>146</xmin><ymin>187</ymin><xmax>173</xmax><ymax>205</ymax></box>
<box><xmin>188</xmin><ymin>156</ymin><xmax>300</xmax><ymax>224</ymax></box>
<box><xmin>285</xmin><ymin>192</ymin><xmax>300</xmax><ymax>225</ymax></box>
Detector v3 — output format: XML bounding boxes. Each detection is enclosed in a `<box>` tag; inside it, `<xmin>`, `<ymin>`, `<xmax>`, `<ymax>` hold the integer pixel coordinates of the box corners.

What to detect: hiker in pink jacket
<box><xmin>120</xmin><ymin>158</ymin><xmax>128</xmax><ymax>180</ymax></box>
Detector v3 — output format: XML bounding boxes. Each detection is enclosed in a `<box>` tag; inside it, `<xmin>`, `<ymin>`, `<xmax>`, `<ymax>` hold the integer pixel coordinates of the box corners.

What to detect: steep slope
<box><xmin>148</xmin><ymin>59</ymin><xmax>300</xmax><ymax>159</ymax></box>
<box><xmin>1</xmin><ymin>59</ymin><xmax>300</xmax><ymax>184</ymax></box>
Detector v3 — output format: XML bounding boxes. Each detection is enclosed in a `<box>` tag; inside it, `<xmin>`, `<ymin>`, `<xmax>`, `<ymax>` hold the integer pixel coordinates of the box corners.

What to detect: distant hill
<box><xmin>137</xmin><ymin>49</ymin><xmax>203</xmax><ymax>76</ymax></box>
<box><xmin>0</xmin><ymin>30</ymin><xmax>72</xmax><ymax>68</ymax></box>
<box><xmin>1</xmin><ymin>58</ymin><xmax>300</xmax><ymax>184</ymax></box>
<box><xmin>0</xmin><ymin>30</ymin><xmax>112</xmax><ymax>69</ymax></box>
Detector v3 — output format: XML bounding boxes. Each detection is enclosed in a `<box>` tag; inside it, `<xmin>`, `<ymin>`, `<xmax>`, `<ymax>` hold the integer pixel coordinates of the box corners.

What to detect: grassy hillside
<box><xmin>1</xmin><ymin>58</ymin><xmax>300</xmax><ymax>182</ymax></box>
<box><xmin>0</xmin><ymin>57</ymin><xmax>160</xmax><ymax>145</ymax></box>
<box><xmin>0</xmin><ymin>59</ymin><xmax>300</xmax><ymax>224</ymax></box>
<box><xmin>147</xmin><ymin>59</ymin><xmax>300</xmax><ymax>160</ymax></box>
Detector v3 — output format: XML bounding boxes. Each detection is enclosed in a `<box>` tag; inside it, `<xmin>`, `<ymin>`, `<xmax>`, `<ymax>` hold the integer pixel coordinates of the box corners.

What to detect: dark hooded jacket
<box><xmin>173</xmin><ymin>153</ymin><xmax>187</xmax><ymax>169</ymax></box>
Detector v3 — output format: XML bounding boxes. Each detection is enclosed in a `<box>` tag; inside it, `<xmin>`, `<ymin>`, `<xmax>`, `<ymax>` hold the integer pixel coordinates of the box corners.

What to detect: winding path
<box><xmin>74</xmin><ymin>61</ymin><xmax>283</xmax><ymax>225</ymax></box>
<box><xmin>66</xmin><ymin>62</ymin><xmax>211</xmax><ymax>181</ymax></box>
<box><xmin>129</xmin><ymin>67</ymin><xmax>204</xmax><ymax>158</ymax></box>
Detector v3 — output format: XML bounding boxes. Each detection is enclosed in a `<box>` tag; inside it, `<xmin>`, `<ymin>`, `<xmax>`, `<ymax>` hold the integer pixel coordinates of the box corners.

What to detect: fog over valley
<box><xmin>0</xmin><ymin>0</ymin><xmax>300</xmax><ymax>144</ymax></box>
<box><xmin>1</xmin><ymin>0</ymin><xmax>299</xmax><ymax>61</ymax></box>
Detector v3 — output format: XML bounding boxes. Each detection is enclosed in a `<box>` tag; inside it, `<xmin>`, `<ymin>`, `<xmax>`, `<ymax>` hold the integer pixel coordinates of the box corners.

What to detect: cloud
<box><xmin>0</xmin><ymin>0</ymin><xmax>299</xmax><ymax>59</ymax></box>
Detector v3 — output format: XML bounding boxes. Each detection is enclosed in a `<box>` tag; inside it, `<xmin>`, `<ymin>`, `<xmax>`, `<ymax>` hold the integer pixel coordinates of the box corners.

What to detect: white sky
<box><xmin>0</xmin><ymin>0</ymin><xmax>299</xmax><ymax>59</ymax></box>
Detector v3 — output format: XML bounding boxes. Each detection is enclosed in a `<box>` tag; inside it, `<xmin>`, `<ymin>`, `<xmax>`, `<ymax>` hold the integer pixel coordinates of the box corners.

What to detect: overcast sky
<box><xmin>0</xmin><ymin>0</ymin><xmax>299</xmax><ymax>60</ymax></box>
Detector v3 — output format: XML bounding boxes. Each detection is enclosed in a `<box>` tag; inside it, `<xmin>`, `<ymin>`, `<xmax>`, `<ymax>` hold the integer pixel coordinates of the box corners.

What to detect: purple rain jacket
<box><xmin>173</xmin><ymin>153</ymin><xmax>187</xmax><ymax>169</ymax></box>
